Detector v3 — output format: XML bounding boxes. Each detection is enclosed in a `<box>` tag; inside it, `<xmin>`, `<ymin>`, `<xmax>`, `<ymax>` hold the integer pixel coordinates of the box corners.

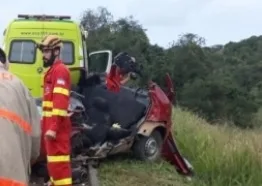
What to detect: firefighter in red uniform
<box><xmin>37</xmin><ymin>35</ymin><xmax>72</xmax><ymax>186</ymax></box>
<box><xmin>106</xmin><ymin>52</ymin><xmax>135</xmax><ymax>92</ymax></box>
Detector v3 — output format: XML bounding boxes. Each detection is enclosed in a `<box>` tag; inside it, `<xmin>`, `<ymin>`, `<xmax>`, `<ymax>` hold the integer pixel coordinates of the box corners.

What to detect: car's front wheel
<box><xmin>132</xmin><ymin>130</ymin><xmax>163</xmax><ymax>161</ymax></box>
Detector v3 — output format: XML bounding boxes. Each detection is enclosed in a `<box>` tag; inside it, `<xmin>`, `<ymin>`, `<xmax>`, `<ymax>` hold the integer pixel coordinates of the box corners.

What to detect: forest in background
<box><xmin>80</xmin><ymin>7</ymin><xmax>262</xmax><ymax>129</ymax></box>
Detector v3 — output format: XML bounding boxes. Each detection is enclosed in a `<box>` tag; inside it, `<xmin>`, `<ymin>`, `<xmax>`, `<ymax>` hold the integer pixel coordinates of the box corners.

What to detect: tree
<box><xmin>79</xmin><ymin>7</ymin><xmax>262</xmax><ymax>128</ymax></box>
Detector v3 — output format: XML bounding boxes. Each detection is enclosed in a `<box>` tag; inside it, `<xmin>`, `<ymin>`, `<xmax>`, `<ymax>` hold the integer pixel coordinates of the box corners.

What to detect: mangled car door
<box><xmin>162</xmin><ymin>132</ymin><xmax>194</xmax><ymax>176</ymax></box>
<box><xmin>161</xmin><ymin>73</ymin><xmax>194</xmax><ymax>176</ymax></box>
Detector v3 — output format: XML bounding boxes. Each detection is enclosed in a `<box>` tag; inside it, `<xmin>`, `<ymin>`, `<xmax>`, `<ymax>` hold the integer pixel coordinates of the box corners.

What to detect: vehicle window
<box><xmin>89</xmin><ymin>52</ymin><xmax>109</xmax><ymax>73</ymax></box>
<box><xmin>9</xmin><ymin>40</ymin><xmax>36</xmax><ymax>63</ymax></box>
<box><xmin>60</xmin><ymin>42</ymin><xmax>74</xmax><ymax>65</ymax></box>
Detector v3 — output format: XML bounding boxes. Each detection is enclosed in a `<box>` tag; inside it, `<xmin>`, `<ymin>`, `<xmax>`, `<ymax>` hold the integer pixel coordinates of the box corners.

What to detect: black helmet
<box><xmin>113</xmin><ymin>52</ymin><xmax>142</xmax><ymax>76</ymax></box>
<box><xmin>0</xmin><ymin>48</ymin><xmax>6</xmax><ymax>64</ymax></box>
<box><xmin>114</xmin><ymin>52</ymin><xmax>133</xmax><ymax>72</ymax></box>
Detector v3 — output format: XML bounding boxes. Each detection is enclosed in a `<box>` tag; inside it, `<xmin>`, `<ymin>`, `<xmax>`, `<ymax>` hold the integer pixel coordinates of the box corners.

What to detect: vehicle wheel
<box><xmin>132</xmin><ymin>130</ymin><xmax>163</xmax><ymax>161</ymax></box>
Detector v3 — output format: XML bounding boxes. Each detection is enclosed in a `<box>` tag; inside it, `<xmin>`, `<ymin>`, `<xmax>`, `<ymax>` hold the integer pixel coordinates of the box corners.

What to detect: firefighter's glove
<box><xmin>45</xmin><ymin>130</ymin><xmax>56</xmax><ymax>140</ymax></box>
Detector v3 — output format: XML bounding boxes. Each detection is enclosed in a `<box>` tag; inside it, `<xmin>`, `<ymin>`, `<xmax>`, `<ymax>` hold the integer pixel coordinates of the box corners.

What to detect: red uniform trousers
<box><xmin>43</xmin><ymin>117</ymin><xmax>72</xmax><ymax>186</ymax></box>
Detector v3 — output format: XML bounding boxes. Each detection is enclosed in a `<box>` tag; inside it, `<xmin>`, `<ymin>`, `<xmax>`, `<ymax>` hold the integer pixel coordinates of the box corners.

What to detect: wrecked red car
<box><xmin>31</xmin><ymin>51</ymin><xmax>194</xmax><ymax>185</ymax></box>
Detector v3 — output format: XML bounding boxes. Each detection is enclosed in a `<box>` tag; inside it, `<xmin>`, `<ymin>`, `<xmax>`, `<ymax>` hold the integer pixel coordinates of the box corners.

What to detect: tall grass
<box><xmin>99</xmin><ymin>107</ymin><xmax>262</xmax><ymax>186</ymax></box>
<box><xmin>174</xmin><ymin>107</ymin><xmax>262</xmax><ymax>186</ymax></box>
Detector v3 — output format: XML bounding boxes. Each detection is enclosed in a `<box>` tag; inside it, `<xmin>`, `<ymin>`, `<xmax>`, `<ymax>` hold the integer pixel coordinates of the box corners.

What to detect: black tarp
<box><xmin>82</xmin><ymin>85</ymin><xmax>146</xmax><ymax>129</ymax></box>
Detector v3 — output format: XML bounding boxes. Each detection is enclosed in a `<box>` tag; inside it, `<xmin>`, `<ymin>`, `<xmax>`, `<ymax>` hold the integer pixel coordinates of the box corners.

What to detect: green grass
<box><xmin>98</xmin><ymin>107</ymin><xmax>262</xmax><ymax>186</ymax></box>
<box><xmin>99</xmin><ymin>157</ymin><xmax>188</xmax><ymax>186</ymax></box>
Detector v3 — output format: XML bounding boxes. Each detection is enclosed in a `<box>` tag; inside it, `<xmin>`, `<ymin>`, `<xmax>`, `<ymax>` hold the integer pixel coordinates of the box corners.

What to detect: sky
<box><xmin>1</xmin><ymin>0</ymin><xmax>262</xmax><ymax>48</ymax></box>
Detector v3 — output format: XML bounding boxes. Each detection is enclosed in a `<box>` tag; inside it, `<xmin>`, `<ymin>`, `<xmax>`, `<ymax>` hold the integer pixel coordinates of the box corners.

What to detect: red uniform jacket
<box><xmin>42</xmin><ymin>60</ymin><xmax>71</xmax><ymax>134</ymax></box>
<box><xmin>106</xmin><ymin>65</ymin><xmax>122</xmax><ymax>92</ymax></box>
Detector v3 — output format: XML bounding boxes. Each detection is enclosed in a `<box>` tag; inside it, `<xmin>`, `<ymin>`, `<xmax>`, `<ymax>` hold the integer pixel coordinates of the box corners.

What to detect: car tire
<box><xmin>132</xmin><ymin>130</ymin><xmax>163</xmax><ymax>162</ymax></box>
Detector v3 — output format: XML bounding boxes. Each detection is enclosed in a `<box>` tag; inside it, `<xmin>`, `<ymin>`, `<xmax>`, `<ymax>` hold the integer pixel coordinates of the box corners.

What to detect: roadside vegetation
<box><xmin>82</xmin><ymin>7</ymin><xmax>262</xmax><ymax>129</ymax></box>
<box><xmin>80</xmin><ymin>6</ymin><xmax>262</xmax><ymax>186</ymax></box>
<box><xmin>99</xmin><ymin>107</ymin><xmax>262</xmax><ymax>186</ymax></box>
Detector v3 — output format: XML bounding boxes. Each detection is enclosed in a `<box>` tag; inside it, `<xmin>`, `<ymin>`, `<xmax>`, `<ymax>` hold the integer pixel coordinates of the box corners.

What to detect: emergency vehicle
<box><xmin>2</xmin><ymin>14</ymin><xmax>112</xmax><ymax>97</ymax></box>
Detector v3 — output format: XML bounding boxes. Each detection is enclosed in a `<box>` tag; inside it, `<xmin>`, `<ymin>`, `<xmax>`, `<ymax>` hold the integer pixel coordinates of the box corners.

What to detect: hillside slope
<box><xmin>98</xmin><ymin>107</ymin><xmax>262</xmax><ymax>186</ymax></box>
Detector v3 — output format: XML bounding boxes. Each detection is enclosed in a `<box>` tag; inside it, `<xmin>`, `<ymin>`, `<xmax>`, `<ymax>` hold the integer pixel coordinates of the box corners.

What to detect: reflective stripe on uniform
<box><xmin>47</xmin><ymin>155</ymin><xmax>70</xmax><ymax>163</ymax></box>
<box><xmin>42</xmin><ymin>111</ymin><xmax>52</xmax><ymax>117</ymax></box>
<box><xmin>0</xmin><ymin>108</ymin><xmax>32</xmax><ymax>134</ymax></box>
<box><xmin>0</xmin><ymin>177</ymin><xmax>27</xmax><ymax>186</ymax></box>
<box><xmin>50</xmin><ymin>177</ymin><xmax>72</xmax><ymax>186</ymax></box>
<box><xmin>43</xmin><ymin>109</ymin><xmax>68</xmax><ymax>117</ymax></box>
<box><xmin>53</xmin><ymin>87</ymin><xmax>69</xmax><ymax>96</ymax></box>
<box><xmin>42</xmin><ymin>101</ymin><xmax>53</xmax><ymax>108</ymax></box>
<box><xmin>52</xmin><ymin>109</ymin><xmax>67</xmax><ymax>116</ymax></box>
